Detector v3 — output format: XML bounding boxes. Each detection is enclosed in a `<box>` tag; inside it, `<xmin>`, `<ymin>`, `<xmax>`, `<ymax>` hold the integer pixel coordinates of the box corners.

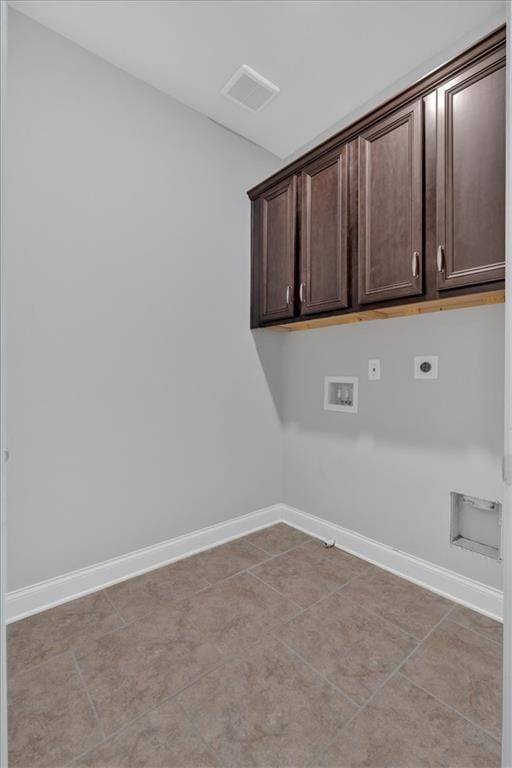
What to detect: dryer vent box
<box><xmin>450</xmin><ymin>492</ymin><xmax>502</xmax><ymax>560</ymax></box>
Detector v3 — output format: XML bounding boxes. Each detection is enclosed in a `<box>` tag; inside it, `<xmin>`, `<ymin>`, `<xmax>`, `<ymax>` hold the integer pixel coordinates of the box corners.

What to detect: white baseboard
<box><xmin>280</xmin><ymin>504</ymin><xmax>503</xmax><ymax>622</ymax></box>
<box><xmin>6</xmin><ymin>504</ymin><xmax>282</xmax><ymax>623</ymax></box>
<box><xmin>7</xmin><ymin>502</ymin><xmax>503</xmax><ymax>623</ymax></box>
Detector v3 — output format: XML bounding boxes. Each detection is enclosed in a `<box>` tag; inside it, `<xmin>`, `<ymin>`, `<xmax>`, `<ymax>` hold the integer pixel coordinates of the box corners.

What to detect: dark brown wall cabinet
<box><xmin>300</xmin><ymin>148</ymin><xmax>349</xmax><ymax>315</ymax></box>
<box><xmin>249</xmin><ymin>26</ymin><xmax>505</xmax><ymax>330</ymax></box>
<box><xmin>257</xmin><ymin>176</ymin><xmax>297</xmax><ymax>323</ymax></box>
<box><xmin>358</xmin><ymin>100</ymin><xmax>423</xmax><ymax>304</ymax></box>
<box><xmin>436</xmin><ymin>49</ymin><xmax>506</xmax><ymax>291</ymax></box>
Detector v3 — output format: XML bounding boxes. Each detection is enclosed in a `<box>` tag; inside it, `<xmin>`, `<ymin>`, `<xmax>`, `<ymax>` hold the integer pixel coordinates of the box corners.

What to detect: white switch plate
<box><xmin>414</xmin><ymin>355</ymin><xmax>438</xmax><ymax>379</ymax></box>
<box><xmin>368</xmin><ymin>359</ymin><xmax>381</xmax><ymax>380</ymax></box>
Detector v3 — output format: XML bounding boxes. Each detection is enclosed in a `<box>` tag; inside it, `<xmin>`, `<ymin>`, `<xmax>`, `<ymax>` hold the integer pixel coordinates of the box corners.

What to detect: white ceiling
<box><xmin>9</xmin><ymin>0</ymin><xmax>506</xmax><ymax>158</ymax></box>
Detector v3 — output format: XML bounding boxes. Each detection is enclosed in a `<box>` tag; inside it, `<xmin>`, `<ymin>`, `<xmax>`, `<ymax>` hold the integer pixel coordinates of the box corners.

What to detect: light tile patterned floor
<box><xmin>7</xmin><ymin>523</ymin><xmax>502</xmax><ymax>767</ymax></box>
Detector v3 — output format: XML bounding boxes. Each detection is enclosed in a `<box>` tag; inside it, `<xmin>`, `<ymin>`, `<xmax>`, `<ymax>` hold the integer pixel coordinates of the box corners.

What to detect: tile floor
<box><xmin>7</xmin><ymin>523</ymin><xmax>503</xmax><ymax>767</ymax></box>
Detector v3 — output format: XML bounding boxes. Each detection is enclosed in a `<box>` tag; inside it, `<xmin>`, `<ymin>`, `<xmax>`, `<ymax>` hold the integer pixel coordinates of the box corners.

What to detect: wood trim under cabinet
<box><xmin>266</xmin><ymin>290</ymin><xmax>505</xmax><ymax>332</ymax></box>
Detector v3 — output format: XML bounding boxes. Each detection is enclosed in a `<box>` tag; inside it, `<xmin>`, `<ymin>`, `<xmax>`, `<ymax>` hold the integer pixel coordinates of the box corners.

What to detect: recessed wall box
<box><xmin>324</xmin><ymin>376</ymin><xmax>358</xmax><ymax>413</ymax></box>
<box><xmin>450</xmin><ymin>492</ymin><xmax>502</xmax><ymax>560</ymax></box>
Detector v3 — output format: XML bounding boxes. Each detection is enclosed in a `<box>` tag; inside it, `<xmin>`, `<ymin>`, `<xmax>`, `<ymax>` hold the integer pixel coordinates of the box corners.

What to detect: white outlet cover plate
<box><xmin>368</xmin><ymin>359</ymin><xmax>381</xmax><ymax>380</ymax></box>
<box><xmin>414</xmin><ymin>355</ymin><xmax>438</xmax><ymax>379</ymax></box>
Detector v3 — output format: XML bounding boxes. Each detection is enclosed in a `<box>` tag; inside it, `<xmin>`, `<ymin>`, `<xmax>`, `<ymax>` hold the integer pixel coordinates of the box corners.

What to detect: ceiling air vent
<box><xmin>221</xmin><ymin>65</ymin><xmax>280</xmax><ymax>112</ymax></box>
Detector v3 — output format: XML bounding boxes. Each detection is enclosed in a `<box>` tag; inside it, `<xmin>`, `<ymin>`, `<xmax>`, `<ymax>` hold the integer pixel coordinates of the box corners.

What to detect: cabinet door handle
<box><xmin>437</xmin><ymin>245</ymin><xmax>444</xmax><ymax>272</ymax></box>
<box><xmin>299</xmin><ymin>282</ymin><xmax>305</xmax><ymax>303</ymax></box>
<box><xmin>412</xmin><ymin>251</ymin><xmax>420</xmax><ymax>278</ymax></box>
<box><xmin>286</xmin><ymin>285</ymin><xmax>291</xmax><ymax>305</ymax></box>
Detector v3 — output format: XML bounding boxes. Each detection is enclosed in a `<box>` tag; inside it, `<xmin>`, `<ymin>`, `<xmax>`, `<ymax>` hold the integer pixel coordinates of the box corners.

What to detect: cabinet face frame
<box><xmin>258</xmin><ymin>176</ymin><xmax>297</xmax><ymax>323</ymax></box>
<box><xmin>248</xmin><ymin>28</ymin><xmax>506</xmax><ymax>330</ymax></box>
<box><xmin>357</xmin><ymin>98</ymin><xmax>423</xmax><ymax>305</ymax></box>
<box><xmin>300</xmin><ymin>147</ymin><xmax>349</xmax><ymax>316</ymax></box>
<box><xmin>436</xmin><ymin>48</ymin><xmax>506</xmax><ymax>291</ymax></box>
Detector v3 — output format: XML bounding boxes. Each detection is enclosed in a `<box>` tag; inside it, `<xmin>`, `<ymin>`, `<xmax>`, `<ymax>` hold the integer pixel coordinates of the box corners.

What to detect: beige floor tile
<box><xmin>9</xmin><ymin>653</ymin><xmax>102</xmax><ymax>768</ymax></box>
<box><xmin>188</xmin><ymin>538</ymin><xmax>270</xmax><ymax>583</ymax></box>
<box><xmin>7</xmin><ymin>591</ymin><xmax>124</xmax><ymax>676</ymax></box>
<box><xmin>277</xmin><ymin>591</ymin><xmax>416</xmax><ymax>704</ymax></box>
<box><xmin>74</xmin><ymin>699</ymin><xmax>217</xmax><ymax>768</ymax></box>
<box><xmin>76</xmin><ymin>604</ymin><xmax>222</xmax><ymax>737</ymax></box>
<box><xmin>178</xmin><ymin>571</ymin><xmax>300</xmax><ymax>656</ymax></box>
<box><xmin>179</xmin><ymin>638</ymin><xmax>355</xmax><ymax>768</ymax></box>
<box><xmin>451</xmin><ymin>605</ymin><xmax>503</xmax><ymax>644</ymax></box>
<box><xmin>317</xmin><ymin>674</ymin><xmax>500</xmax><ymax>768</ymax></box>
<box><xmin>402</xmin><ymin>619</ymin><xmax>502</xmax><ymax>737</ymax></box>
<box><xmin>341</xmin><ymin>568</ymin><xmax>453</xmax><ymax>639</ymax></box>
<box><xmin>250</xmin><ymin>541</ymin><xmax>374</xmax><ymax>608</ymax></box>
<box><xmin>104</xmin><ymin>557</ymin><xmax>211</xmax><ymax>622</ymax></box>
<box><xmin>7</xmin><ymin>538</ymin><xmax>503</xmax><ymax>768</ymax></box>
<box><xmin>244</xmin><ymin>523</ymin><xmax>313</xmax><ymax>555</ymax></box>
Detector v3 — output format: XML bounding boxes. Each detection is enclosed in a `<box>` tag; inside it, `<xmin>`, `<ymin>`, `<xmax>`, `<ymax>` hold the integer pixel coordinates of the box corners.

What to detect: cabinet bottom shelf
<box><xmin>267</xmin><ymin>289</ymin><xmax>505</xmax><ymax>332</ymax></box>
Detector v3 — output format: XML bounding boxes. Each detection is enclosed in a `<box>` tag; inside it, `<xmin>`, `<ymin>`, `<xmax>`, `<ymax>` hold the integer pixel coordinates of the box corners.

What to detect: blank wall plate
<box><xmin>414</xmin><ymin>355</ymin><xmax>438</xmax><ymax>379</ymax></box>
<box><xmin>368</xmin><ymin>359</ymin><xmax>381</xmax><ymax>380</ymax></box>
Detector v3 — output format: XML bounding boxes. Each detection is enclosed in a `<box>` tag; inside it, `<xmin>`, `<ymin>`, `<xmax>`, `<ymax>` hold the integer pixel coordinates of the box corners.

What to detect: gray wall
<box><xmin>6</xmin><ymin>11</ymin><xmax>281</xmax><ymax>590</ymax></box>
<box><xmin>6</xmin><ymin>10</ymin><xmax>505</xmax><ymax>595</ymax></box>
<box><xmin>282</xmin><ymin>305</ymin><xmax>504</xmax><ymax>589</ymax></box>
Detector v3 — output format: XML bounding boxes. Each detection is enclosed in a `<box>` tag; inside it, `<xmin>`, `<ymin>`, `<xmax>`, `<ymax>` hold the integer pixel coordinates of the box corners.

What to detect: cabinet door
<box><xmin>436</xmin><ymin>50</ymin><xmax>505</xmax><ymax>290</ymax></box>
<box><xmin>258</xmin><ymin>177</ymin><xmax>297</xmax><ymax>323</ymax></box>
<box><xmin>300</xmin><ymin>148</ymin><xmax>349</xmax><ymax>316</ymax></box>
<box><xmin>358</xmin><ymin>99</ymin><xmax>423</xmax><ymax>304</ymax></box>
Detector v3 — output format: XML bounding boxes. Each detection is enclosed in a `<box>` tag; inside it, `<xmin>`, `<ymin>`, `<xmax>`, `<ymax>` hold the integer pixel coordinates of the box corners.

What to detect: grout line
<box><xmin>362</xmin><ymin>603</ymin><xmax>457</xmax><ymax>704</ymax></box>
<box><xmin>71</xmin><ymin>611</ymin><xmax>152</xmax><ymax>654</ymax></box>
<box><xmin>243</xmin><ymin>551</ymin><xmax>382</xmax><ymax>623</ymax></box>
<box><xmin>304</xmin><ymin>696</ymin><xmax>363</xmax><ymax>768</ymax></box>
<box><xmin>99</xmin><ymin>588</ymin><xmax>128</xmax><ymax>627</ymax></box>
<box><xmin>93</xmin><ymin>572</ymin><xmax>232</xmax><ymax>633</ymax></box>
<box><xmin>307</xmin><ymin>603</ymin><xmax>458</xmax><ymax>767</ymax></box>
<box><xmin>397</xmin><ymin>672</ymin><xmax>502</xmax><ymax>745</ymax></box>
<box><xmin>332</xmin><ymin>573</ymin><xmax>457</xmax><ymax>643</ymax></box>
<box><xmin>66</xmin><ymin>654</ymin><xmax>230</xmax><ymax>766</ymax></box>
<box><xmin>244</xmin><ymin>527</ymin><xmax>316</xmax><ymax>558</ymax></box>
<box><xmin>176</xmin><ymin>700</ymin><xmax>223</xmax><ymax>767</ymax></box>
<box><xmin>260</xmin><ymin>568</ymin><xmax>380</xmax><ymax>627</ymax></box>
<box><xmin>305</xmin><ymin>573</ymin><xmax>378</xmax><ymax>613</ymax></box>
<box><xmin>248</xmin><ymin>538</ymin><xmax>317</xmax><ymax>560</ymax></box>
<box><xmin>241</xmin><ymin>538</ymin><xmax>280</xmax><ymax>558</ymax></box>
<box><xmin>446</xmin><ymin>616</ymin><xmax>503</xmax><ymax>647</ymax></box>
<box><xmin>276</xmin><ymin>637</ymin><xmax>362</xmax><ymax>711</ymax></box>
<box><xmin>246</xmin><ymin>570</ymin><xmax>304</xmax><ymax>611</ymax></box>
<box><xmin>70</xmin><ymin>650</ymin><xmax>106</xmax><ymax>744</ymax></box>
<box><xmin>8</xmin><ymin>647</ymin><xmax>78</xmax><ymax>679</ymax></box>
